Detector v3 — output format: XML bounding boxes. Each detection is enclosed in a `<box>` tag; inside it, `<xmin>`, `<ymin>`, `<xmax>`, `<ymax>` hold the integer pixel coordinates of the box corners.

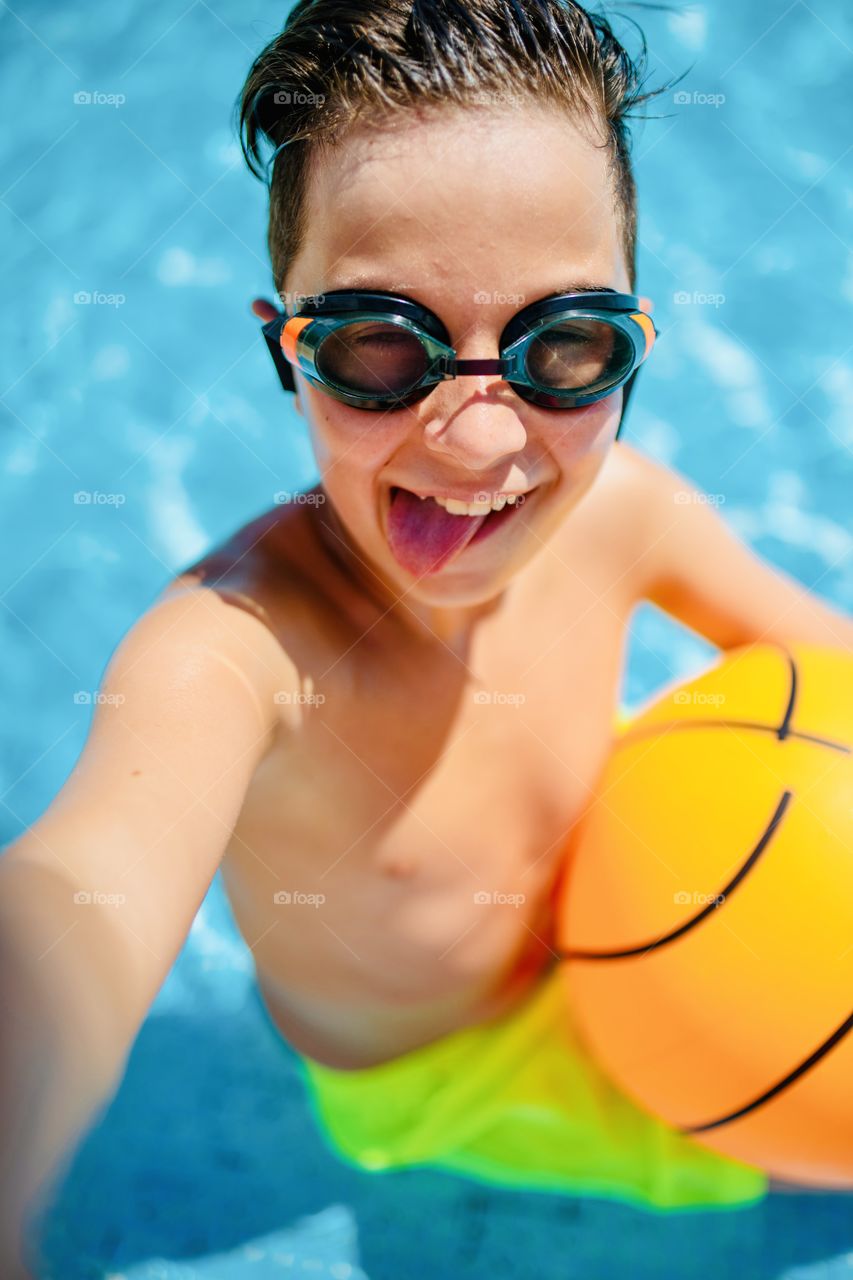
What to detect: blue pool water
<box><xmin>1</xmin><ymin>1</ymin><xmax>852</xmax><ymax>1276</ymax></box>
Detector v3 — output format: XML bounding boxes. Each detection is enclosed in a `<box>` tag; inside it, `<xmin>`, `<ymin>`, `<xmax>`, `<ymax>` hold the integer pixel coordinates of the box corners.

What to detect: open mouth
<box><xmin>385</xmin><ymin>485</ymin><xmax>538</xmax><ymax>577</ymax></box>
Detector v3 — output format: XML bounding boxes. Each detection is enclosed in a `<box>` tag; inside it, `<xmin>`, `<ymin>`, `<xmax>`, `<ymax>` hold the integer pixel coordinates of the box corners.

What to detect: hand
<box><xmin>251</xmin><ymin>297</ymin><xmax>279</xmax><ymax>323</ymax></box>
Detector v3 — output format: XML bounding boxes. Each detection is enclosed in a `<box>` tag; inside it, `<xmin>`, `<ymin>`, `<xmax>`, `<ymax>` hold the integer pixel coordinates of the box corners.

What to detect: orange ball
<box><xmin>557</xmin><ymin>642</ymin><xmax>853</xmax><ymax>1186</ymax></box>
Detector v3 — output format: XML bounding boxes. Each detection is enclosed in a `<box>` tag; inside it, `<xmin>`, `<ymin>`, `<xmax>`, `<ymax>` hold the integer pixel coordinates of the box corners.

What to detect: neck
<box><xmin>309</xmin><ymin>485</ymin><xmax>508</xmax><ymax>650</ymax></box>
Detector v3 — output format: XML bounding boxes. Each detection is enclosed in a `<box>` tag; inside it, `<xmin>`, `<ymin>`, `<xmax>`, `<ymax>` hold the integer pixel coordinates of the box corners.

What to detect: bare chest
<box><xmin>221</xmin><ymin>558</ymin><xmax>632</xmax><ymax>1010</ymax></box>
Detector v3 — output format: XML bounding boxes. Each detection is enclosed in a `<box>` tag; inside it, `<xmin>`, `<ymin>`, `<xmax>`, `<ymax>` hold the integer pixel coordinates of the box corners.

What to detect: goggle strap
<box><xmin>262</xmin><ymin>317</ymin><xmax>296</xmax><ymax>392</ymax></box>
<box><xmin>454</xmin><ymin>358</ymin><xmax>504</xmax><ymax>374</ymax></box>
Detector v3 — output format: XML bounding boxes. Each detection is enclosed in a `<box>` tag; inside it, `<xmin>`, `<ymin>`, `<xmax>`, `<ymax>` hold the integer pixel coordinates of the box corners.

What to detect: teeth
<box><xmin>433</xmin><ymin>494</ymin><xmax>517</xmax><ymax>516</ymax></box>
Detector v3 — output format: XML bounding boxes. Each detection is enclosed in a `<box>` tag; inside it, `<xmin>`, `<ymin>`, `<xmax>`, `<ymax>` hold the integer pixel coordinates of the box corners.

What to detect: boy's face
<box><xmin>282</xmin><ymin>104</ymin><xmax>632</xmax><ymax>609</ymax></box>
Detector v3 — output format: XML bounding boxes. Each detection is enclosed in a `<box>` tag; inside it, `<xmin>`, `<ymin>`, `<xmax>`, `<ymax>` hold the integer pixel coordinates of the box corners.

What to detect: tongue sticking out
<box><xmin>386</xmin><ymin>487</ymin><xmax>490</xmax><ymax>576</ymax></box>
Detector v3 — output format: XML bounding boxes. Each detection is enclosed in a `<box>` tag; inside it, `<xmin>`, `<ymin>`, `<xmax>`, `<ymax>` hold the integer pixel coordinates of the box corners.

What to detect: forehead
<box><xmin>290</xmin><ymin>105</ymin><xmax>626</xmax><ymax>298</ymax></box>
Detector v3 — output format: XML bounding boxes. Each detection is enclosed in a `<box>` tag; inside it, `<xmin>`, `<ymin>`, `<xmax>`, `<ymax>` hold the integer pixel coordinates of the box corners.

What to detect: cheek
<box><xmin>534</xmin><ymin>394</ymin><xmax>621</xmax><ymax>469</ymax></box>
<box><xmin>302</xmin><ymin>384</ymin><xmax>411</xmax><ymax>477</ymax></box>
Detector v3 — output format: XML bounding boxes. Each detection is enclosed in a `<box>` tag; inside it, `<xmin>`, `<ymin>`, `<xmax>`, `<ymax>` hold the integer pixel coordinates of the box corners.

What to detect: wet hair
<box><xmin>238</xmin><ymin>1</ymin><xmax>671</xmax><ymax>296</ymax></box>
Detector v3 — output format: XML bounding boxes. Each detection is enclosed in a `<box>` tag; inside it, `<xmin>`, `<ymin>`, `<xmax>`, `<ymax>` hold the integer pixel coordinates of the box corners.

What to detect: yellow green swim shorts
<box><xmin>293</xmin><ymin>705</ymin><xmax>770</xmax><ymax>1212</ymax></box>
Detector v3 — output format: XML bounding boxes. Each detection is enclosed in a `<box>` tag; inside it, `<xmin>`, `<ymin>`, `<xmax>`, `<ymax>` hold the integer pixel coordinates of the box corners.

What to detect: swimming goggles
<box><xmin>261</xmin><ymin>288</ymin><xmax>657</xmax><ymax>437</ymax></box>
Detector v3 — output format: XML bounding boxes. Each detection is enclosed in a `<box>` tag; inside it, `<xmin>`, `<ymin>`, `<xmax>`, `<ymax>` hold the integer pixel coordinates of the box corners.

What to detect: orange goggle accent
<box><xmin>280</xmin><ymin>315</ymin><xmax>314</xmax><ymax>367</ymax></box>
<box><xmin>630</xmin><ymin>312</ymin><xmax>656</xmax><ymax>360</ymax></box>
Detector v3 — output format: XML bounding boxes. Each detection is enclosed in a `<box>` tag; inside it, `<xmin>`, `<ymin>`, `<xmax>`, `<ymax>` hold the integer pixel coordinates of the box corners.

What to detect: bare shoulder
<box><xmin>152</xmin><ymin>501</ymin><xmax>315</xmax><ymax>725</ymax></box>
<box><xmin>155</xmin><ymin>502</ymin><xmax>284</xmax><ymax>618</ymax></box>
<box><xmin>595</xmin><ymin>441</ymin><xmax>712</xmax><ymax>516</ymax></box>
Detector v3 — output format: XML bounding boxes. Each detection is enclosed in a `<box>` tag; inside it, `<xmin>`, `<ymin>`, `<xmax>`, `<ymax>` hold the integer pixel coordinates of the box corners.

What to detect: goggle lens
<box><xmin>524</xmin><ymin>317</ymin><xmax>634</xmax><ymax>394</ymax></box>
<box><xmin>313</xmin><ymin>313</ymin><xmax>638</xmax><ymax>401</ymax></box>
<box><xmin>316</xmin><ymin>320</ymin><xmax>430</xmax><ymax>397</ymax></box>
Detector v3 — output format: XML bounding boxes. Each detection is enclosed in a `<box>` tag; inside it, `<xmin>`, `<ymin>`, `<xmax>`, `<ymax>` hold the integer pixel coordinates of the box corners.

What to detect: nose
<box><xmin>419</xmin><ymin>373</ymin><xmax>529</xmax><ymax>470</ymax></box>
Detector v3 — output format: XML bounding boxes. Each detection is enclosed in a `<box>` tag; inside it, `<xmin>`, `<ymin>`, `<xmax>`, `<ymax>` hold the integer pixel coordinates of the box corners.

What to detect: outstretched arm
<box><xmin>0</xmin><ymin>584</ymin><xmax>292</xmax><ymax>1274</ymax></box>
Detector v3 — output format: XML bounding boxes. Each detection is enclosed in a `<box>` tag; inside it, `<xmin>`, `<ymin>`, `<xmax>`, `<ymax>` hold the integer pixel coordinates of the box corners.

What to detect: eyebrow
<box><xmin>324</xmin><ymin>281</ymin><xmax>617</xmax><ymax>299</ymax></box>
<box><xmin>543</xmin><ymin>283</ymin><xmax>616</xmax><ymax>298</ymax></box>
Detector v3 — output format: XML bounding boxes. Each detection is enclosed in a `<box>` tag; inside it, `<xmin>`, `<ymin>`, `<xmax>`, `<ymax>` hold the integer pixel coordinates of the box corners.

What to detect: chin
<box><xmin>384</xmin><ymin>532</ymin><xmax>540</xmax><ymax>606</ymax></box>
<box><xmin>397</xmin><ymin>572</ymin><xmax>514</xmax><ymax>608</ymax></box>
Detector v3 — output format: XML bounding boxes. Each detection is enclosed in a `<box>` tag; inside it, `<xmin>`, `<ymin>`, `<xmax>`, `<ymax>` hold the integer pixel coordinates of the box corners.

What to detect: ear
<box><xmin>251</xmin><ymin>297</ymin><xmax>279</xmax><ymax>323</ymax></box>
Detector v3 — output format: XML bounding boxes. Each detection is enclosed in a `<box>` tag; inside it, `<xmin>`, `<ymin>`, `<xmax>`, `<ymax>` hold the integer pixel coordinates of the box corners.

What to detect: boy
<box><xmin>2</xmin><ymin>0</ymin><xmax>851</xmax><ymax>1272</ymax></box>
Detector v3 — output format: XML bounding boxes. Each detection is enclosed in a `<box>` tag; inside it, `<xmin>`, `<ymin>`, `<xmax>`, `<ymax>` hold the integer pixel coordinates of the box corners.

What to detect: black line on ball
<box><xmin>681</xmin><ymin>1005</ymin><xmax>853</xmax><ymax>1134</ymax></box>
<box><xmin>617</xmin><ymin>720</ymin><xmax>850</xmax><ymax>754</ymax></box>
<box><xmin>558</xmin><ymin>791</ymin><xmax>792</xmax><ymax>961</ymax></box>
<box><xmin>778</xmin><ymin>650</ymin><xmax>797</xmax><ymax>740</ymax></box>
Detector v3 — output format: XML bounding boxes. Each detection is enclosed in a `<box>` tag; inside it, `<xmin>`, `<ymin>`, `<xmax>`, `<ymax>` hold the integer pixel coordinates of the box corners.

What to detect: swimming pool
<box><xmin>1</xmin><ymin>0</ymin><xmax>851</xmax><ymax>1275</ymax></box>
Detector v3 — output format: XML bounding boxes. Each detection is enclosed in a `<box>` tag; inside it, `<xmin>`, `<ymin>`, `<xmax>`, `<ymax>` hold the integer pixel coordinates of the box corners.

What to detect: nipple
<box><xmin>378</xmin><ymin>852</ymin><xmax>419</xmax><ymax>879</ymax></box>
